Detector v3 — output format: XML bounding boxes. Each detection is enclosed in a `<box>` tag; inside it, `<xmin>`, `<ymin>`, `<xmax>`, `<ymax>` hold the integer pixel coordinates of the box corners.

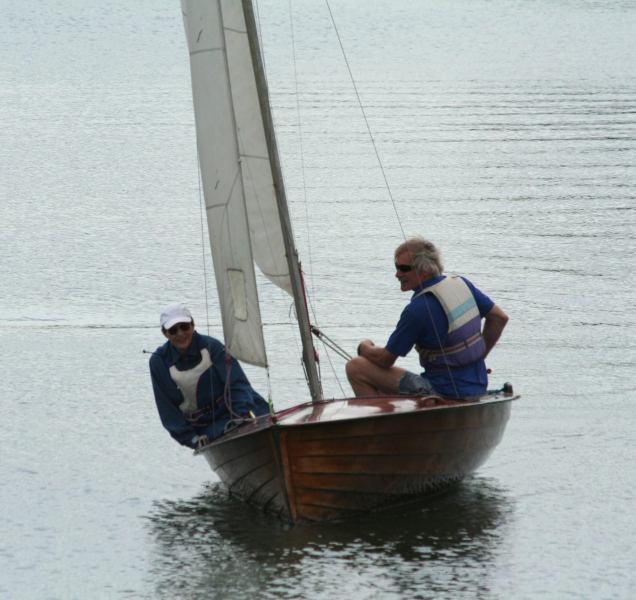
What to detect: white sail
<box><xmin>181</xmin><ymin>0</ymin><xmax>293</xmax><ymax>367</ymax></box>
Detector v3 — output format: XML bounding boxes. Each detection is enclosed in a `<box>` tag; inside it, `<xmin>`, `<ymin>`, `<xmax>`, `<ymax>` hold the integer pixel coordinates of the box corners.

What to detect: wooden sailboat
<box><xmin>180</xmin><ymin>0</ymin><xmax>517</xmax><ymax>523</ymax></box>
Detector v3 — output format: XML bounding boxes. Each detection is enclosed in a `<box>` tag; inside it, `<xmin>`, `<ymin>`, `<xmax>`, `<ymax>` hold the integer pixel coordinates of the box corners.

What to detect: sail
<box><xmin>182</xmin><ymin>0</ymin><xmax>293</xmax><ymax>366</ymax></box>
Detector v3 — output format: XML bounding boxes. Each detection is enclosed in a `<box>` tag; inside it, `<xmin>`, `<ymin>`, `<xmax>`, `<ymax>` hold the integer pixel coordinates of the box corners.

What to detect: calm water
<box><xmin>2</xmin><ymin>1</ymin><xmax>635</xmax><ymax>598</ymax></box>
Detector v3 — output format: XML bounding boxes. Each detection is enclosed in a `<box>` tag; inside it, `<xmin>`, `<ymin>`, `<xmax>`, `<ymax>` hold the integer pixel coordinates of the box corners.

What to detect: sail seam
<box><xmin>239</xmin><ymin>152</ymin><xmax>269</xmax><ymax>160</ymax></box>
<box><xmin>189</xmin><ymin>46</ymin><xmax>223</xmax><ymax>56</ymax></box>
<box><xmin>205</xmin><ymin>168</ymin><xmax>240</xmax><ymax>209</ymax></box>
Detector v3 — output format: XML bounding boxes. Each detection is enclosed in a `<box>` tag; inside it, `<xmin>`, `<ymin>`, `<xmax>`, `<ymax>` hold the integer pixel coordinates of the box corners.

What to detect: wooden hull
<box><xmin>198</xmin><ymin>393</ymin><xmax>515</xmax><ymax>523</ymax></box>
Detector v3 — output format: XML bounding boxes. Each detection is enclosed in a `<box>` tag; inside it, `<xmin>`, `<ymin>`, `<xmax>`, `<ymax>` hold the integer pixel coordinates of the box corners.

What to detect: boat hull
<box><xmin>199</xmin><ymin>393</ymin><xmax>515</xmax><ymax>523</ymax></box>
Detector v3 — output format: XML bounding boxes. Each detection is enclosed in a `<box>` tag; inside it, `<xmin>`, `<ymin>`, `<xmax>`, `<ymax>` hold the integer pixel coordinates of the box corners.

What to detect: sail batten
<box><xmin>182</xmin><ymin>0</ymin><xmax>294</xmax><ymax>367</ymax></box>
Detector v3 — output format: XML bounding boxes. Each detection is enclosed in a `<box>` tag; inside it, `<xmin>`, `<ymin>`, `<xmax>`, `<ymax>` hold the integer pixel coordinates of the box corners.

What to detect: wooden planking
<box><xmin>294</xmin><ymin>503</ymin><xmax>354</xmax><ymax>522</ymax></box>
<box><xmin>205</xmin><ymin>427</ymin><xmax>292</xmax><ymax>520</ymax></box>
<box><xmin>294</xmin><ymin>474</ymin><xmax>464</xmax><ymax>522</ymax></box>
<box><xmin>289</xmin><ymin>451</ymin><xmax>482</xmax><ymax>476</ymax></box>
<box><xmin>290</xmin><ymin>449</ymin><xmax>493</xmax><ymax>490</ymax></box>
<box><xmin>200</xmin><ymin>397</ymin><xmax>513</xmax><ymax>523</ymax></box>
<box><xmin>206</xmin><ymin>444</ymin><xmax>273</xmax><ymax>485</ymax></box>
<box><xmin>280</xmin><ymin>401</ymin><xmax>511</xmax><ymax>522</ymax></box>
<box><xmin>242</xmin><ymin>476</ymin><xmax>288</xmax><ymax>516</ymax></box>
<box><xmin>296</xmin><ymin>489</ymin><xmax>390</xmax><ymax>512</ymax></box>
<box><xmin>289</xmin><ymin>472</ymin><xmax>441</xmax><ymax>494</ymax></box>
<box><xmin>284</xmin><ymin>425</ymin><xmax>506</xmax><ymax>457</ymax></box>
<box><xmin>205</xmin><ymin>429</ymin><xmax>272</xmax><ymax>470</ymax></box>
<box><xmin>294</xmin><ymin>481</ymin><xmax>439</xmax><ymax>510</ymax></box>
<box><xmin>223</xmin><ymin>459</ymin><xmax>276</xmax><ymax>494</ymax></box>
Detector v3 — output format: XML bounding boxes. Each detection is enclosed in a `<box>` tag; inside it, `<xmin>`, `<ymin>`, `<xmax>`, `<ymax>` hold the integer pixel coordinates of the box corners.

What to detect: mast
<box><xmin>241</xmin><ymin>0</ymin><xmax>323</xmax><ymax>403</ymax></box>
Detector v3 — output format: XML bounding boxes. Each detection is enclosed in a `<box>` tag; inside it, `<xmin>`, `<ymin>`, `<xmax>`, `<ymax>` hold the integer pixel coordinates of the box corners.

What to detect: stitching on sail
<box><xmin>189</xmin><ymin>46</ymin><xmax>224</xmax><ymax>56</ymax></box>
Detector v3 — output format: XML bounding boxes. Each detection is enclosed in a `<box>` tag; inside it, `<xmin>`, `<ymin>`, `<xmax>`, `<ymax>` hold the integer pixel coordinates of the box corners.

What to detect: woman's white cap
<box><xmin>160</xmin><ymin>304</ymin><xmax>192</xmax><ymax>329</ymax></box>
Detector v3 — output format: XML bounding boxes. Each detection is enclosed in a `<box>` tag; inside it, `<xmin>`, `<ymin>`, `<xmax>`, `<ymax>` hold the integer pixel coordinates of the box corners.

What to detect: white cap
<box><xmin>160</xmin><ymin>303</ymin><xmax>193</xmax><ymax>330</ymax></box>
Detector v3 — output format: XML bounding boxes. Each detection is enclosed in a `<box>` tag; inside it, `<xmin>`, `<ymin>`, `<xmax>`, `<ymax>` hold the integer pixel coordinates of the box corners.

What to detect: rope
<box><xmin>265</xmin><ymin>367</ymin><xmax>275</xmax><ymax>416</ymax></box>
<box><xmin>419</xmin><ymin>290</ymin><xmax>462</xmax><ymax>399</ymax></box>
<box><xmin>324</xmin><ymin>0</ymin><xmax>406</xmax><ymax>239</ymax></box>
<box><xmin>195</xmin><ymin>149</ymin><xmax>218</xmax><ymax>433</ymax></box>
<box><xmin>288</xmin><ymin>0</ymin><xmax>315</xmax><ymax>301</ymax></box>
<box><xmin>285</xmin><ymin>0</ymin><xmax>348</xmax><ymax>397</ymax></box>
<box><xmin>322</xmin><ymin>1</ymin><xmax>465</xmax><ymax>399</ymax></box>
<box><xmin>311</xmin><ymin>326</ymin><xmax>352</xmax><ymax>361</ymax></box>
<box><xmin>197</xmin><ymin>160</ymin><xmax>211</xmax><ymax>337</ymax></box>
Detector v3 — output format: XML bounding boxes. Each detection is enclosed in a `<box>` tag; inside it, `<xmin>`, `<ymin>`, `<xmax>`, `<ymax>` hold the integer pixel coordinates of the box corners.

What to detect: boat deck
<box><xmin>201</xmin><ymin>392</ymin><xmax>517</xmax><ymax>447</ymax></box>
<box><xmin>276</xmin><ymin>395</ymin><xmax>479</xmax><ymax>426</ymax></box>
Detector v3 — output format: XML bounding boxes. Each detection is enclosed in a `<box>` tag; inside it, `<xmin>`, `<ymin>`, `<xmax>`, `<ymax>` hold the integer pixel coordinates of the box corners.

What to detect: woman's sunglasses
<box><xmin>395</xmin><ymin>263</ymin><xmax>413</xmax><ymax>273</ymax></box>
<box><xmin>166</xmin><ymin>322</ymin><xmax>192</xmax><ymax>335</ymax></box>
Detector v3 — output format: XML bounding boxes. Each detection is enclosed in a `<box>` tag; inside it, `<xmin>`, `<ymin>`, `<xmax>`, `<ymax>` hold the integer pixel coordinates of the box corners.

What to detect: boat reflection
<box><xmin>145</xmin><ymin>477</ymin><xmax>514</xmax><ymax>597</ymax></box>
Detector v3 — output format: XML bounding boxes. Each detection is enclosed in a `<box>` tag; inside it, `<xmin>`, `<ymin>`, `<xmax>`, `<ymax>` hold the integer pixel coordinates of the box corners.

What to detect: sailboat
<box><xmin>180</xmin><ymin>0</ymin><xmax>517</xmax><ymax>523</ymax></box>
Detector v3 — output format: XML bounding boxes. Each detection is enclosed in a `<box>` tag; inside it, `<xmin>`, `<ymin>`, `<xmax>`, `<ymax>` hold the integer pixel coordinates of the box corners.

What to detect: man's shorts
<box><xmin>398</xmin><ymin>371</ymin><xmax>438</xmax><ymax>396</ymax></box>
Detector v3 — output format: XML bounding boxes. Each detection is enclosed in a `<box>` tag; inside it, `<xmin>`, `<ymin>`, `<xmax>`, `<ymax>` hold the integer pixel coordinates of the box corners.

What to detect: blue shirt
<box><xmin>149</xmin><ymin>331</ymin><xmax>268</xmax><ymax>448</ymax></box>
<box><xmin>386</xmin><ymin>275</ymin><xmax>494</xmax><ymax>398</ymax></box>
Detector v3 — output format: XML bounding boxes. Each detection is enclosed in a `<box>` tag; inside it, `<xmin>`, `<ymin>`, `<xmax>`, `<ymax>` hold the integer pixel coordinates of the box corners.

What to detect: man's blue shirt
<box><xmin>385</xmin><ymin>275</ymin><xmax>494</xmax><ymax>398</ymax></box>
<box><xmin>149</xmin><ymin>331</ymin><xmax>267</xmax><ymax>448</ymax></box>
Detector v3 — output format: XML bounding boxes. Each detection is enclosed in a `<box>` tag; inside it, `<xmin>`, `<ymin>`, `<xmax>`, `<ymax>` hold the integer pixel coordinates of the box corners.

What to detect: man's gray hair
<box><xmin>394</xmin><ymin>236</ymin><xmax>444</xmax><ymax>276</ymax></box>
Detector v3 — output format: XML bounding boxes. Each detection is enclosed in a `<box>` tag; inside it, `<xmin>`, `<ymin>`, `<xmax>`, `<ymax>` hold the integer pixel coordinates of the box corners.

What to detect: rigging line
<box><xmin>253</xmin><ymin>0</ymin><xmax>320</xmax><ymax>396</ymax></box>
<box><xmin>323</xmin><ymin>3</ymin><xmax>463</xmax><ymax>398</ymax></box>
<box><xmin>324</xmin><ymin>341</ymin><xmax>347</xmax><ymax>396</ymax></box>
<box><xmin>253</xmin><ymin>0</ymin><xmax>273</xmax><ymax>104</ymax></box>
<box><xmin>287</xmin><ymin>301</ymin><xmax>307</xmax><ymax>375</ymax></box>
<box><xmin>246</xmin><ymin>0</ymin><xmax>282</xmax><ymax>264</ymax></box>
<box><xmin>303</xmin><ymin>298</ymin><xmax>348</xmax><ymax>396</ymax></box>
<box><xmin>319</xmin><ymin>337</ymin><xmax>350</xmax><ymax>362</ymax></box>
<box><xmin>289</xmin><ymin>0</ymin><xmax>347</xmax><ymax>397</ymax></box>
<box><xmin>229</xmin><ymin>4</ymin><xmax>276</xmax><ymax>391</ymax></box>
<box><xmin>265</xmin><ymin>366</ymin><xmax>274</xmax><ymax>414</ymax></box>
<box><xmin>419</xmin><ymin>286</ymin><xmax>461</xmax><ymax>400</ymax></box>
<box><xmin>234</xmin><ymin>138</ymin><xmax>275</xmax><ymax>398</ymax></box>
<box><xmin>324</xmin><ymin>0</ymin><xmax>406</xmax><ymax>239</ymax></box>
<box><xmin>197</xmin><ymin>156</ymin><xmax>211</xmax><ymax>337</ymax></box>
<box><xmin>288</xmin><ymin>0</ymin><xmax>316</xmax><ymax>303</ymax></box>
<box><xmin>196</xmin><ymin>152</ymin><xmax>217</xmax><ymax>431</ymax></box>
<box><xmin>311</xmin><ymin>326</ymin><xmax>353</xmax><ymax>361</ymax></box>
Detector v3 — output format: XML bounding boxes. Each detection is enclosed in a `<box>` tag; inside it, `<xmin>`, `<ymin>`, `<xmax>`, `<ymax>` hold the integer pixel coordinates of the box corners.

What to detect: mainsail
<box><xmin>181</xmin><ymin>0</ymin><xmax>292</xmax><ymax>366</ymax></box>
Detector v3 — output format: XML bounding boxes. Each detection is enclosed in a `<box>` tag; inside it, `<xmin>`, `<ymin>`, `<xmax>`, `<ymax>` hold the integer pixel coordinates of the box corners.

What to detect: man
<box><xmin>346</xmin><ymin>237</ymin><xmax>509</xmax><ymax>399</ymax></box>
<box><xmin>149</xmin><ymin>303</ymin><xmax>269</xmax><ymax>449</ymax></box>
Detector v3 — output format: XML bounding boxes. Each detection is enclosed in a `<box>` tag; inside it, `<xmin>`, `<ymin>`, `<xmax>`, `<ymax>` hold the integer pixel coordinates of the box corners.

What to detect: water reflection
<box><xmin>145</xmin><ymin>477</ymin><xmax>514</xmax><ymax>599</ymax></box>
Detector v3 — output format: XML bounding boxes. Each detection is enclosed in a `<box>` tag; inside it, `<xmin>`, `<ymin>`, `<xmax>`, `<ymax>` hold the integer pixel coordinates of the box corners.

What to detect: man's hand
<box><xmin>196</xmin><ymin>435</ymin><xmax>210</xmax><ymax>450</ymax></box>
<box><xmin>356</xmin><ymin>339</ymin><xmax>396</xmax><ymax>368</ymax></box>
<box><xmin>357</xmin><ymin>339</ymin><xmax>375</xmax><ymax>356</ymax></box>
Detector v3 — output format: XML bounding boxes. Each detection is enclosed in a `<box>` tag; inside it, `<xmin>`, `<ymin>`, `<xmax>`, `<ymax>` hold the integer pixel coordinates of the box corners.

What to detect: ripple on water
<box><xmin>143</xmin><ymin>477</ymin><xmax>515</xmax><ymax>598</ymax></box>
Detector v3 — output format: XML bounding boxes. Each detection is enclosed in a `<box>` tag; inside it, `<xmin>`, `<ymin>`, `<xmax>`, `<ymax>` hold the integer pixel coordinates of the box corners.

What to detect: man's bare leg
<box><xmin>345</xmin><ymin>357</ymin><xmax>406</xmax><ymax>397</ymax></box>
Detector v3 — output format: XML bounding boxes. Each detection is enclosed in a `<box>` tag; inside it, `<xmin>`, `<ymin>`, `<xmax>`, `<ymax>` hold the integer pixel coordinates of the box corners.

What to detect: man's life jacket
<box><xmin>414</xmin><ymin>276</ymin><xmax>487</xmax><ymax>371</ymax></box>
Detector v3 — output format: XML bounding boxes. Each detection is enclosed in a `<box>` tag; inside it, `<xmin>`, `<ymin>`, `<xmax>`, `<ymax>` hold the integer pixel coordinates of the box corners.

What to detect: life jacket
<box><xmin>414</xmin><ymin>276</ymin><xmax>486</xmax><ymax>371</ymax></box>
<box><xmin>169</xmin><ymin>347</ymin><xmax>213</xmax><ymax>417</ymax></box>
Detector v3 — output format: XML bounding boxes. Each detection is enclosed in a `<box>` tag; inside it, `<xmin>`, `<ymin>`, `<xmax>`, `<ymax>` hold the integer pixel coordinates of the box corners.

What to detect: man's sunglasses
<box><xmin>395</xmin><ymin>263</ymin><xmax>414</xmax><ymax>273</ymax></box>
<box><xmin>166</xmin><ymin>322</ymin><xmax>192</xmax><ymax>335</ymax></box>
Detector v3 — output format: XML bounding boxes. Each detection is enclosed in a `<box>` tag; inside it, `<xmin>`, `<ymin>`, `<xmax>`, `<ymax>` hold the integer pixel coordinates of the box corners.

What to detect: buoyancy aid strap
<box><xmin>184</xmin><ymin>396</ymin><xmax>226</xmax><ymax>424</ymax></box>
<box><xmin>416</xmin><ymin>330</ymin><xmax>483</xmax><ymax>362</ymax></box>
<box><xmin>414</xmin><ymin>275</ymin><xmax>486</xmax><ymax>369</ymax></box>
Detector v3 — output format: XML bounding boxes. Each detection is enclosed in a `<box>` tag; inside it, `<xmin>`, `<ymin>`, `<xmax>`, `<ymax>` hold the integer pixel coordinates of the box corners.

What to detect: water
<box><xmin>1</xmin><ymin>1</ymin><xmax>635</xmax><ymax>598</ymax></box>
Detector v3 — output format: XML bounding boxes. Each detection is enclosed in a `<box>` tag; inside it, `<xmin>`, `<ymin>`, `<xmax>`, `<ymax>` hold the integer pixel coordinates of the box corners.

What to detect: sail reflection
<box><xmin>145</xmin><ymin>477</ymin><xmax>514</xmax><ymax>598</ymax></box>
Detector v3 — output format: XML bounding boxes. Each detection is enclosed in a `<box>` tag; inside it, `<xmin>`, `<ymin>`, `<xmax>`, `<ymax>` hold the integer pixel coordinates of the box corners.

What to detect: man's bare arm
<box><xmin>357</xmin><ymin>339</ymin><xmax>397</xmax><ymax>368</ymax></box>
<box><xmin>482</xmin><ymin>304</ymin><xmax>509</xmax><ymax>357</ymax></box>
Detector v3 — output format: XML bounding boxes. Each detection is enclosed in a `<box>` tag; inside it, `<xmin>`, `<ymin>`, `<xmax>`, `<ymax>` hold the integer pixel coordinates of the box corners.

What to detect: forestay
<box><xmin>181</xmin><ymin>0</ymin><xmax>292</xmax><ymax>367</ymax></box>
